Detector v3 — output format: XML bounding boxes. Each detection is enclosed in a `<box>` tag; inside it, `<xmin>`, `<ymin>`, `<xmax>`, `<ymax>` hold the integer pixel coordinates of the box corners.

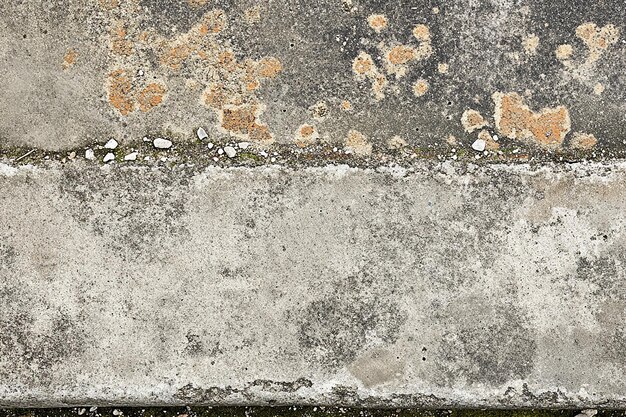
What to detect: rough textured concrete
<box><xmin>2</xmin><ymin>161</ymin><xmax>626</xmax><ymax>407</ymax></box>
<box><xmin>1</xmin><ymin>0</ymin><xmax>626</xmax><ymax>409</ymax></box>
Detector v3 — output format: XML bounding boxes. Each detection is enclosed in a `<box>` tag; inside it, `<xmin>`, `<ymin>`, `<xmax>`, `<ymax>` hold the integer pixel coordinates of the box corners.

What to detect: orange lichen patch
<box><xmin>137</xmin><ymin>83</ymin><xmax>167</xmax><ymax>112</ymax></box>
<box><xmin>187</xmin><ymin>0</ymin><xmax>208</xmax><ymax>8</ymax></box>
<box><xmin>522</xmin><ymin>34</ymin><xmax>539</xmax><ymax>55</ymax></box>
<box><xmin>108</xmin><ymin>69</ymin><xmax>135</xmax><ymax>116</ymax></box>
<box><xmin>202</xmin><ymin>83</ymin><xmax>227</xmax><ymax>109</ymax></box>
<box><xmin>294</xmin><ymin>124</ymin><xmax>319</xmax><ymax>147</ymax></box>
<box><xmin>257</xmin><ymin>57</ymin><xmax>283</xmax><ymax>79</ymax></box>
<box><xmin>243</xmin><ymin>6</ymin><xmax>262</xmax><ymax>24</ymax></box>
<box><xmin>110</xmin><ymin>24</ymin><xmax>134</xmax><ymax>56</ymax></box>
<box><xmin>341</xmin><ymin>100</ymin><xmax>352</xmax><ymax>111</ymax></box>
<box><xmin>98</xmin><ymin>0</ymin><xmax>119</xmax><ymax>10</ymax></box>
<box><xmin>352</xmin><ymin>52</ymin><xmax>376</xmax><ymax>77</ymax></box>
<box><xmin>217</xmin><ymin>50</ymin><xmax>238</xmax><ymax>72</ymax></box>
<box><xmin>249</xmin><ymin>123</ymin><xmax>275</xmax><ymax>146</ymax></box>
<box><xmin>345</xmin><ymin>130</ymin><xmax>372</xmax><ymax>155</ymax></box>
<box><xmin>387</xmin><ymin>136</ymin><xmax>407</xmax><ymax>150</ymax></box>
<box><xmin>412</xmin><ymin>79</ymin><xmax>429</xmax><ymax>97</ymax></box>
<box><xmin>413</xmin><ymin>24</ymin><xmax>431</xmax><ymax>42</ymax></box>
<box><xmin>62</xmin><ymin>49</ymin><xmax>77</xmax><ymax>69</ymax></box>
<box><xmin>461</xmin><ymin>109</ymin><xmax>488</xmax><ymax>133</ymax></box>
<box><xmin>576</xmin><ymin>22</ymin><xmax>620</xmax><ymax>63</ymax></box>
<box><xmin>221</xmin><ymin>105</ymin><xmax>258</xmax><ymax>134</ymax></box>
<box><xmin>437</xmin><ymin>63</ymin><xmax>448</xmax><ymax>74</ymax></box>
<box><xmin>387</xmin><ymin>45</ymin><xmax>417</xmax><ymax>65</ymax></box>
<box><xmin>493</xmin><ymin>92</ymin><xmax>571</xmax><ymax>148</ymax></box>
<box><xmin>555</xmin><ymin>44</ymin><xmax>573</xmax><ymax>60</ymax></box>
<box><xmin>199</xmin><ymin>9</ymin><xmax>227</xmax><ymax>34</ymax></box>
<box><xmin>160</xmin><ymin>44</ymin><xmax>194</xmax><ymax>71</ymax></box>
<box><xmin>367</xmin><ymin>14</ymin><xmax>388</xmax><ymax>33</ymax></box>
<box><xmin>478</xmin><ymin>129</ymin><xmax>499</xmax><ymax>151</ymax></box>
<box><xmin>570</xmin><ymin>132</ymin><xmax>597</xmax><ymax>150</ymax></box>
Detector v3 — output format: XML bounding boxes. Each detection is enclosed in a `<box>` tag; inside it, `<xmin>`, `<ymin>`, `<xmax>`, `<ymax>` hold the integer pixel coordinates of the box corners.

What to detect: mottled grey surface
<box><xmin>1</xmin><ymin>161</ymin><xmax>626</xmax><ymax>407</ymax></box>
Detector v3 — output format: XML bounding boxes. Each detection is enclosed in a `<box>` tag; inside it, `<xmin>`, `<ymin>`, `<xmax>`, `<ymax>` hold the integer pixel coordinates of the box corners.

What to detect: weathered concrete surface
<box><xmin>0</xmin><ymin>0</ymin><xmax>624</xmax><ymax>159</ymax></box>
<box><xmin>1</xmin><ymin>161</ymin><xmax>626</xmax><ymax>407</ymax></box>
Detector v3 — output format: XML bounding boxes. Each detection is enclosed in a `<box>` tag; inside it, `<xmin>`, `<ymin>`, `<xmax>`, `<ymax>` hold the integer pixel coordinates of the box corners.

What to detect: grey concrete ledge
<box><xmin>1</xmin><ymin>161</ymin><xmax>626</xmax><ymax>407</ymax></box>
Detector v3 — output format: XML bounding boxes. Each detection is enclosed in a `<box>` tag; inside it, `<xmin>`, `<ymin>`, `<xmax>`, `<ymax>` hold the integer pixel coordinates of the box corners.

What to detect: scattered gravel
<box><xmin>124</xmin><ymin>152</ymin><xmax>138</xmax><ymax>161</ymax></box>
<box><xmin>153</xmin><ymin>138</ymin><xmax>172</xmax><ymax>149</ymax></box>
<box><xmin>104</xmin><ymin>139</ymin><xmax>118</xmax><ymax>149</ymax></box>
<box><xmin>224</xmin><ymin>146</ymin><xmax>237</xmax><ymax>158</ymax></box>
<box><xmin>238</xmin><ymin>142</ymin><xmax>250</xmax><ymax>149</ymax></box>
<box><xmin>85</xmin><ymin>149</ymin><xmax>95</xmax><ymax>160</ymax></box>
<box><xmin>471</xmin><ymin>139</ymin><xmax>486</xmax><ymax>152</ymax></box>
<box><xmin>197</xmin><ymin>127</ymin><xmax>208</xmax><ymax>141</ymax></box>
<box><xmin>207</xmin><ymin>142</ymin><xmax>214</xmax><ymax>149</ymax></box>
<box><xmin>103</xmin><ymin>153</ymin><xmax>115</xmax><ymax>163</ymax></box>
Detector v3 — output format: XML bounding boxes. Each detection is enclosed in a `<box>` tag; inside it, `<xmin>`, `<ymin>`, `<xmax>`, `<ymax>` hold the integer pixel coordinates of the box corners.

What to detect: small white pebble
<box><xmin>270</xmin><ymin>157</ymin><xmax>277</xmax><ymax>163</ymax></box>
<box><xmin>113</xmin><ymin>410</ymin><xmax>122</xmax><ymax>416</ymax></box>
<box><xmin>103</xmin><ymin>153</ymin><xmax>115</xmax><ymax>163</ymax></box>
<box><xmin>513</xmin><ymin>148</ymin><xmax>520</xmax><ymax>154</ymax></box>
<box><xmin>124</xmin><ymin>152</ymin><xmax>138</xmax><ymax>161</ymax></box>
<box><xmin>493</xmin><ymin>135</ymin><xmax>499</xmax><ymax>141</ymax></box>
<box><xmin>104</xmin><ymin>139</ymin><xmax>118</xmax><ymax>149</ymax></box>
<box><xmin>207</xmin><ymin>142</ymin><xmax>214</xmax><ymax>149</ymax></box>
<box><xmin>153</xmin><ymin>138</ymin><xmax>172</xmax><ymax>149</ymax></box>
<box><xmin>259</xmin><ymin>151</ymin><xmax>268</xmax><ymax>157</ymax></box>
<box><xmin>218</xmin><ymin>148</ymin><xmax>224</xmax><ymax>155</ymax></box>
<box><xmin>451</xmin><ymin>155</ymin><xmax>457</xmax><ymax>160</ymax></box>
<box><xmin>197</xmin><ymin>127</ymin><xmax>208</xmax><ymax>141</ymax></box>
<box><xmin>471</xmin><ymin>139</ymin><xmax>486</xmax><ymax>152</ymax></box>
<box><xmin>89</xmin><ymin>407</ymin><xmax>97</xmax><ymax>412</ymax></box>
<box><xmin>85</xmin><ymin>149</ymin><xmax>95</xmax><ymax>160</ymax></box>
<box><xmin>238</xmin><ymin>142</ymin><xmax>250</xmax><ymax>149</ymax></box>
<box><xmin>333</xmin><ymin>147</ymin><xmax>338</xmax><ymax>152</ymax></box>
<box><xmin>224</xmin><ymin>146</ymin><xmax>237</xmax><ymax>158</ymax></box>
<box><xmin>212</xmin><ymin>157</ymin><xmax>219</xmax><ymax>162</ymax></box>
<box><xmin>137</xmin><ymin>69</ymin><xmax>144</xmax><ymax>76</ymax></box>
<box><xmin>160</xmin><ymin>157</ymin><xmax>167</xmax><ymax>162</ymax></box>
<box><xmin>142</xmin><ymin>136</ymin><xmax>150</xmax><ymax>142</ymax></box>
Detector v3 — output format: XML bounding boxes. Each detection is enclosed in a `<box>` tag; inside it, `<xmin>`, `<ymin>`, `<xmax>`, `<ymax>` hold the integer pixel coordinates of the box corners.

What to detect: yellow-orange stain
<box><xmin>367</xmin><ymin>14</ymin><xmax>388</xmax><ymax>33</ymax></box>
<box><xmin>257</xmin><ymin>57</ymin><xmax>283</xmax><ymax>78</ymax></box>
<box><xmin>352</xmin><ymin>52</ymin><xmax>375</xmax><ymax>76</ymax></box>
<box><xmin>478</xmin><ymin>129</ymin><xmax>499</xmax><ymax>151</ymax></box>
<box><xmin>108</xmin><ymin>69</ymin><xmax>135</xmax><ymax>116</ymax></box>
<box><xmin>138</xmin><ymin>83</ymin><xmax>167</xmax><ymax>112</ymax></box>
<box><xmin>413</xmin><ymin>24</ymin><xmax>431</xmax><ymax>42</ymax></box>
<box><xmin>346</xmin><ymin>130</ymin><xmax>372</xmax><ymax>155</ymax></box>
<box><xmin>413</xmin><ymin>79</ymin><xmax>429</xmax><ymax>97</ymax></box>
<box><xmin>98</xmin><ymin>0</ymin><xmax>119</xmax><ymax>10</ymax></box>
<box><xmin>461</xmin><ymin>109</ymin><xmax>488</xmax><ymax>133</ymax></box>
<box><xmin>570</xmin><ymin>132</ymin><xmax>598</xmax><ymax>150</ymax></box>
<box><xmin>111</xmin><ymin>23</ymin><xmax>134</xmax><ymax>56</ymax></box>
<box><xmin>295</xmin><ymin>124</ymin><xmax>318</xmax><ymax>147</ymax></box>
<box><xmin>387</xmin><ymin>45</ymin><xmax>416</xmax><ymax>65</ymax></box>
<box><xmin>62</xmin><ymin>49</ymin><xmax>78</xmax><ymax>69</ymax></box>
<box><xmin>493</xmin><ymin>92</ymin><xmax>571</xmax><ymax>148</ymax></box>
<box><xmin>576</xmin><ymin>22</ymin><xmax>619</xmax><ymax>63</ymax></box>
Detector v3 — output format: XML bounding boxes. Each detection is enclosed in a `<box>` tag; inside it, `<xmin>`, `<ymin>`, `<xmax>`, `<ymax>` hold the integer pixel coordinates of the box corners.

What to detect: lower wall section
<box><xmin>0</xmin><ymin>162</ymin><xmax>625</xmax><ymax>407</ymax></box>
